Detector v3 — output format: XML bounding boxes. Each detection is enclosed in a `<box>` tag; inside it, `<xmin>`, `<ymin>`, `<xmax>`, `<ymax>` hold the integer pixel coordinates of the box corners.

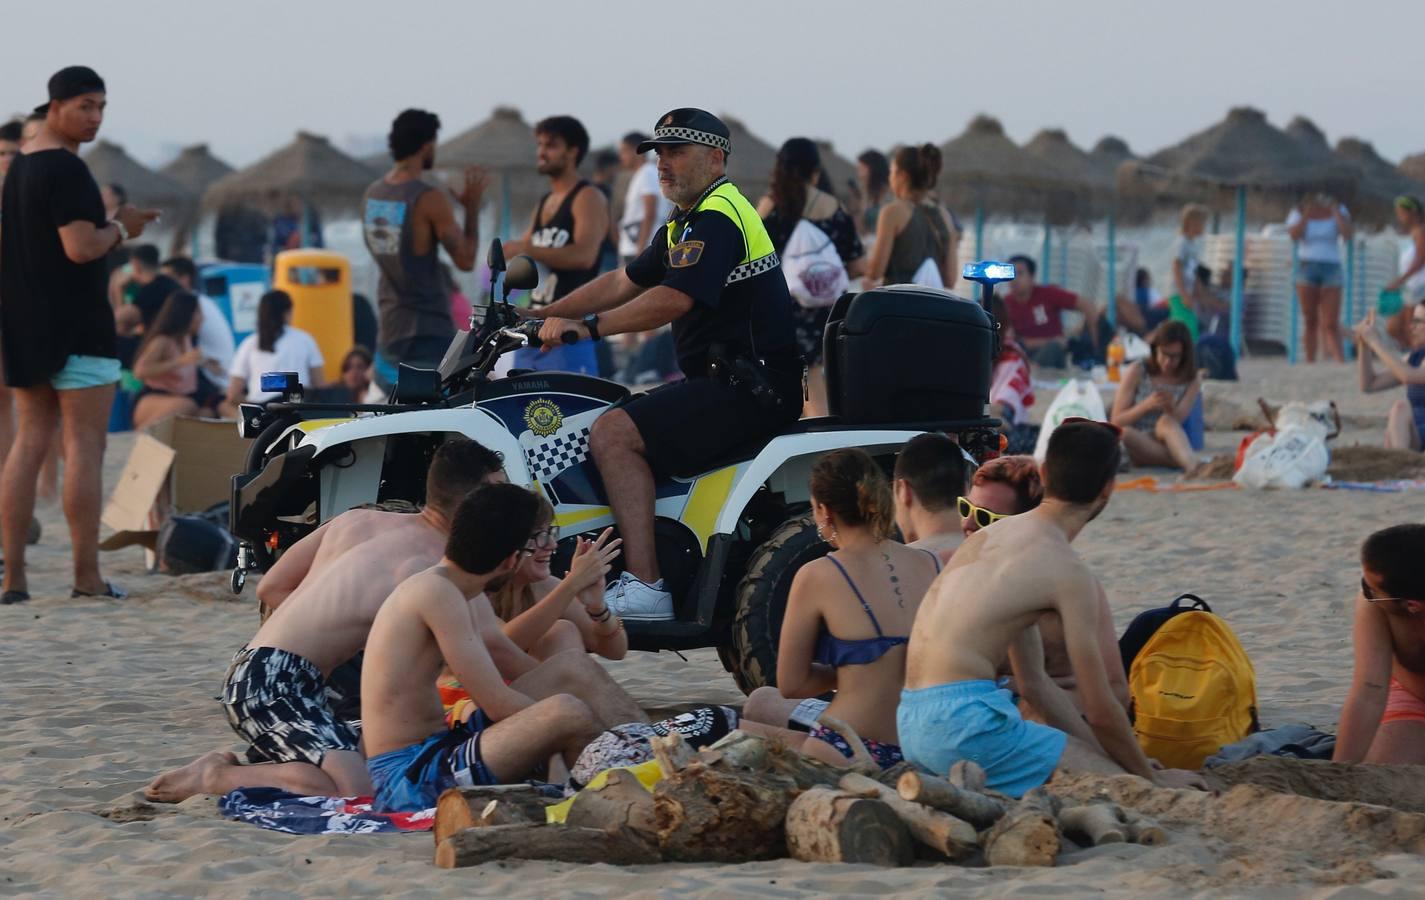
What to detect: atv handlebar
<box><xmin>502</xmin><ymin>320</ymin><xmax>580</xmax><ymax>349</ymax></box>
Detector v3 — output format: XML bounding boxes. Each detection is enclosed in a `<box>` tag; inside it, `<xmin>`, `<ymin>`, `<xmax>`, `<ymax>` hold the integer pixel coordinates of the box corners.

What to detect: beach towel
<box><xmin>1322</xmin><ymin>479</ymin><xmax>1425</xmax><ymax>493</ymax></box>
<box><xmin>1204</xmin><ymin>724</ymin><xmax>1336</xmax><ymax>767</ymax></box>
<box><xmin>218</xmin><ymin>787</ymin><xmax>436</xmax><ymax>834</ymax></box>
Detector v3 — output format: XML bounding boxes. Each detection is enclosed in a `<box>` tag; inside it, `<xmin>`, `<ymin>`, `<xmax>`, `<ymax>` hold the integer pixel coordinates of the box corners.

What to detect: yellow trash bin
<box><xmin>272</xmin><ymin>250</ymin><xmax>354</xmax><ymax>384</ymax></box>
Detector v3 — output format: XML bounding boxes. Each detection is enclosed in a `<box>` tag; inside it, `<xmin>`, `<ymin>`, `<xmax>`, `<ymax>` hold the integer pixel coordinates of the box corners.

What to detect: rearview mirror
<box><xmin>505</xmin><ymin>255</ymin><xmax>539</xmax><ymax>292</ymax></box>
<box><xmin>962</xmin><ymin>260</ymin><xmax>1016</xmax><ymax>285</ymax></box>
<box><xmin>487</xmin><ymin>239</ymin><xmax>506</xmax><ymax>273</ymax></box>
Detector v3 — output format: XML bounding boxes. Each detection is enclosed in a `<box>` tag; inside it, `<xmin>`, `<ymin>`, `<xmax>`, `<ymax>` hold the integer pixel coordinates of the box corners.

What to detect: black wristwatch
<box><xmin>582</xmin><ymin>313</ymin><xmax>601</xmax><ymax>341</ymax></box>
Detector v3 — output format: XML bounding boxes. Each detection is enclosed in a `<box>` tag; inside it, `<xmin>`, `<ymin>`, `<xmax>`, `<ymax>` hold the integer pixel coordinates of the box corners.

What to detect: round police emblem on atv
<box><xmin>524</xmin><ymin>399</ymin><xmax>564</xmax><ymax>437</ymax></box>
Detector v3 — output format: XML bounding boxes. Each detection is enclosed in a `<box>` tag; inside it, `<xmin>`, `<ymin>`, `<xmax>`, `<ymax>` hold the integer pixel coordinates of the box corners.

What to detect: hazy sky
<box><xmin>5</xmin><ymin>0</ymin><xmax>1422</xmax><ymax>170</ymax></box>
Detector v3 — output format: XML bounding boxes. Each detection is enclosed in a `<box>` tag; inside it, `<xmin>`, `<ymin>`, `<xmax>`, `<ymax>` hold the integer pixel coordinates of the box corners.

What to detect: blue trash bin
<box><xmin>199</xmin><ymin>262</ymin><xmax>270</xmax><ymax>345</ymax></box>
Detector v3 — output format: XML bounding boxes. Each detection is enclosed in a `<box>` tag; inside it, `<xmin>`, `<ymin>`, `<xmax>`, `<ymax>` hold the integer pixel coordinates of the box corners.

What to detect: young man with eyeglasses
<box><xmin>900</xmin><ymin>420</ymin><xmax>1205</xmax><ymax>796</ymax></box>
<box><xmin>1334</xmin><ymin>524</ymin><xmax>1425</xmax><ymax>765</ymax></box>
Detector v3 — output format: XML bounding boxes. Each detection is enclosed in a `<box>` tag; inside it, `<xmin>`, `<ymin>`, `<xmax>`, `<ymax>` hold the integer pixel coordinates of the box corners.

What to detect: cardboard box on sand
<box><xmin>100</xmin><ymin>416</ymin><xmax>249</xmax><ymax>552</ymax></box>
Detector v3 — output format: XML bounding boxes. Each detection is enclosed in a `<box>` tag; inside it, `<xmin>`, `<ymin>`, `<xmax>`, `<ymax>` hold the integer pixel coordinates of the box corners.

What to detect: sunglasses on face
<box><xmin>522</xmin><ymin>525</ymin><xmax>561</xmax><ymax>554</ymax></box>
<box><xmin>1361</xmin><ymin>577</ymin><xmax>1410</xmax><ymax>604</ymax></box>
<box><xmin>958</xmin><ymin>496</ymin><xmax>1009</xmax><ymax>529</ymax></box>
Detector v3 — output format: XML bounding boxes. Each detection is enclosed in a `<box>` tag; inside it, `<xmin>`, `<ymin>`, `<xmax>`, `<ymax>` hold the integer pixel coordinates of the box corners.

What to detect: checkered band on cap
<box><xmin>654</xmin><ymin>126</ymin><xmax>731</xmax><ymax>154</ymax></box>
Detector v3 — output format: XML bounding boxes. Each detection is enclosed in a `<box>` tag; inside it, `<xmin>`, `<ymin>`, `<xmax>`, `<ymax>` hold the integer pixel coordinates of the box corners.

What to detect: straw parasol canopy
<box><xmin>1023</xmin><ymin>129</ymin><xmax>1111</xmax><ymax>216</ymax></box>
<box><xmin>720</xmin><ymin>114</ymin><xmax>778</xmax><ymax>204</ymax></box>
<box><xmin>203</xmin><ymin>131</ymin><xmax>378</xmax><ymax>214</ymax></box>
<box><xmin>1285</xmin><ymin>116</ymin><xmax>1330</xmax><ymax>154</ymax></box>
<box><xmin>1401</xmin><ymin>152</ymin><xmax>1425</xmax><ymax>186</ymax></box>
<box><xmin>83</xmin><ymin>140</ymin><xmax>194</xmax><ymax>212</ymax></box>
<box><xmin>937</xmin><ymin>115</ymin><xmax>1080</xmax><ymax>223</ymax></box>
<box><xmin>436</xmin><ymin>106</ymin><xmax>543</xmax><ymax>226</ymax></box>
<box><xmin>158</xmin><ymin>143</ymin><xmax>234</xmax><ymax>196</ymax></box>
<box><xmin>1332</xmin><ymin>138</ymin><xmax>1423</xmax><ymax>223</ymax></box>
<box><xmin>814</xmin><ymin>140</ymin><xmax>858</xmax><ymax>200</ymax></box>
<box><xmin>1116</xmin><ymin>107</ymin><xmax>1358</xmax><ymax>222</ymax></box>
<box><xmin>1088</xmin><ymin>136</ymin><xmax>1138</xmax><ymax>181</ymax></box>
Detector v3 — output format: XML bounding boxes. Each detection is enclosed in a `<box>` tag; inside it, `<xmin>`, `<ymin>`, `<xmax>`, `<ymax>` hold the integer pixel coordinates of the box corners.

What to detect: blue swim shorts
<box><xmin>1298</xmin><ymin>260</ymin><xmax>1343</xmax><ymax>288</ymax></box>
<box><xmin>897</xmin><ymin>679</ymin><xmax>1067</xmax><ymax>798</ymax></box>
<box><xmin>368</xmin><ymin>710</ymin><xmax>497</xmax><ymax>812</ymax></box>
<box><xmin>51</xmin><ymin>355</ymin><xmax>121</xmax><ymax>391</ymax></box>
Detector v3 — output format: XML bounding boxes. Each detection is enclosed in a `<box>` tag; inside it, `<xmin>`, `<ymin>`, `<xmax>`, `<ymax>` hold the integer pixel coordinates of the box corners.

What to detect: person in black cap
<box><xmin>533</xmin><ymin>108</ymin><xmax>800</xmax><ymax>621</ymax></box>
<box><xmin>0</xmin><ymin>66</ymin><xmax>159</xmax><ymax>605</ymax></box>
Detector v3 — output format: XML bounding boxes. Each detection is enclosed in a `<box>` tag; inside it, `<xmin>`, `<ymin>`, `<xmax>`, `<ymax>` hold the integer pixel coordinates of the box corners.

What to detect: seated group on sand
<box><xmin>149</xmin><ymin>429</ymin><xmax>1425</xmax><ymax>811</ymax></box>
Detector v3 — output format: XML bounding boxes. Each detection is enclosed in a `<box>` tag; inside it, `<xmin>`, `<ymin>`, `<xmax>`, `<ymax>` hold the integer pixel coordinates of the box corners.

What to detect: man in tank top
<box><xmin>503</xmin><ymin>116</ymin><xmax>609</xmax><ymax>375</ymax></box>
<box><xmin>362</xmin><ymin>109</ymin><xmax>486</xmax><ymax>371</ymax></box>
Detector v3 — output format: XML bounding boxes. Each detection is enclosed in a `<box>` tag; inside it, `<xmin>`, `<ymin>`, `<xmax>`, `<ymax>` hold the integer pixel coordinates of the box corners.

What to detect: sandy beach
<box><xmin>2</xmin><ymin>357</ymin><xmax>1423</xmax><ymax>898</ymax></box>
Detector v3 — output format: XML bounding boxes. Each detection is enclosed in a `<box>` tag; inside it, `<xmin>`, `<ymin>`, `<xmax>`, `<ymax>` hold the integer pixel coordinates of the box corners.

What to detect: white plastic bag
<box><xmin>1122</xmin><ymin>332</ymin><xmax>1151</xmax><ymax>362</ymax></box>
<box><xmin>782</xmin><ymin>218</ymin><xmax>848</xmax><ymax>308</ymax></box>
<box><xmin>1033</xmin><ymin>379</ymin><xmax>1108</xmax><ymax>462</ymax></box>
<box><xmin>1233</xmin><ymin>426</ymin><xmax>1330</xmax><ymax>489</ymax></box>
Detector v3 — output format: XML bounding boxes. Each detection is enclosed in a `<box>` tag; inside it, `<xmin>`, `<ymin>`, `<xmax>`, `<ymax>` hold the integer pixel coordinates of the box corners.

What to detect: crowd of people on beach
<box><xmin>3</xmin><ymin>66</ymin><xmax>1425</xmax><ymax>826</ymax></box>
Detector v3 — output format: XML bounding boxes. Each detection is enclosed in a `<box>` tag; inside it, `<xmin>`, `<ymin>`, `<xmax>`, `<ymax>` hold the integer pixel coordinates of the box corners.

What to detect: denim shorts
<box><xmin>1298</xmin><ymin>260</ymin><xmax>1342</xmax><ymax>288</ymax></box>
<box><xmin>51</xmin><ymin>355</ymin><xmax>121</xmax><ymax>391</ymax></box>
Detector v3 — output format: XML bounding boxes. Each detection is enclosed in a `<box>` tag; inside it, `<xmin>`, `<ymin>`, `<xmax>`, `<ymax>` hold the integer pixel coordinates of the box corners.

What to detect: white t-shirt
<box><xmin>1286</xmin><ymin>206</ymin><xmax>1348</xmax><ymax>264</ymax></box>
<box><xmin>1402</xmin><ymin>241</ymin><xmax>1425</xmax><ymax>303</ymax></box>
<box><xmin>229</xmin><ymin>327</ymin><xmax>325</xmax><ymax>401</ymax></box>
<box><xmin>195</xmin><ymin>294</ymin><xmax>236</xmax><ymax>388</ymax></box>
<box><xmin>618</xmin><ymin>161</ymin><xmax>670</xmax><ymax>258</ymax></box>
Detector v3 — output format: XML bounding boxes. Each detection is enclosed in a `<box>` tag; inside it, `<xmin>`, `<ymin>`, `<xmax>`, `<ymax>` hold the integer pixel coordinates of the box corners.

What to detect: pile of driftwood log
<box><xmin>431</xmin><ymin>720</ymin><xmax>1166</xmax><ymax>870</ymax></box>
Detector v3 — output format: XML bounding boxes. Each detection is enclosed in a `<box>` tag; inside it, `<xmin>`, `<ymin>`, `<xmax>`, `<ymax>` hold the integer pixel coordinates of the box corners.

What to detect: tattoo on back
<box><xmin>884</xmin><ymin>552</ymin><xmax>905</xmax><ymax>608</ymax></box>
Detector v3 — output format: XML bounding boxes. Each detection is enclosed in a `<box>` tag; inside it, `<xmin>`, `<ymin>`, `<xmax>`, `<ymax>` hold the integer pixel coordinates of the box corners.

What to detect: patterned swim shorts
<box><xmin>222</xmin><ymin>646</ymin><xmax>360</xmax><ymax>767</ymax></box>
<box><xmin>808</xmin><ymin>723</ymin><xmax>905</xmax><ymax>770</ymax></box>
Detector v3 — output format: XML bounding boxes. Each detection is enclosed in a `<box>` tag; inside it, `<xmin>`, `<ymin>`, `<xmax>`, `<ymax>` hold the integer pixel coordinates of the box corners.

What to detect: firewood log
<box><xmin>1058</xmin><ymin>804</ymin><xmax>1127</xmax><ymax>846</ymax></box>
<box><xmin>983</xmin><ymin>790</ymin><xmax>1061</xmax><ymax>867</ymax></box>
<box><xmin>949</xmin><ymin>760</ymin><xmax>987</xmax><ymax>793</ymax></box>
<box><xmin>896</xmin><ymin>771</ymin><xmax>1007</xmax><ymax>829</ymax></box>
<box><xmin>564</xmin><ymin>769</ymin><xmax>658</xmax><ymax>845</ymax></box>
<box><xmin>434</xmin><ymin>823</ymin><xmax>660</xmax><ymax>868</ymax></box>
<box><xmin>653</xmin><ymin>759</ymin><xmax>799</xmax><ymax>862</ymax></box>
<box><xmin>839</xmin><ymin>772</ymin><xmax>980</xmax><ymax>860</ymax></box>
<box><xmin>784</xmin><ymin>787</ymin><xmax>914</xmax><ymax>866</ymax></box>
<box><xmin>432</xmin><ymin>785</ymin><xmax>553</xmax><ymax>846</ymax></box>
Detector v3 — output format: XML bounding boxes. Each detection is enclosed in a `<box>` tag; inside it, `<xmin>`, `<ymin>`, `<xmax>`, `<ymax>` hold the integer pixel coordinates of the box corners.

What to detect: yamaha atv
<box><xmin>229</xmin><ymin>243</ymin><xmax>1008</xmax><ymax>692</ymax></box>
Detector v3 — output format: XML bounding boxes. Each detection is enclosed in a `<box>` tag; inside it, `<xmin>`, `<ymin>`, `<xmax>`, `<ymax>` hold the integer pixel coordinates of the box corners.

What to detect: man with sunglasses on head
<box><xmin>900</xmin><ymin>420</ymin><xmax>1205</xmax><ymax>797</ymax></box>
<box><xmin>1334</xmin><ymin>524</ymin><xmax>1425</xmax><ymax>765</ymax></box>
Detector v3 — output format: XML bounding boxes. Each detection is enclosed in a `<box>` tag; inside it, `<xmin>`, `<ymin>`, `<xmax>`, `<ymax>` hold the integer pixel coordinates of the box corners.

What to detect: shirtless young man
<box><xmin>1334</xmin><ymin>524</ymin><xmax>1425</xmax><ymax>765</ymax></box>
<box><xmin>362</xmin><ymin>484</ymin><xmax>604</xmax><ymax>811</ymax></box>
<box><xmin>145</xmin><ymin>438</ymin><xmax>506</xmax><ymax>802</ymax></box>
<box><xmin>899</xmin><ymin>420</ymin><xmax>1203</xmax><ymax>796</ymax></box>
<box><xmin>893</xmin><ymin>432</ymin><xmax>971</xmax><ymax>565</ymax></box>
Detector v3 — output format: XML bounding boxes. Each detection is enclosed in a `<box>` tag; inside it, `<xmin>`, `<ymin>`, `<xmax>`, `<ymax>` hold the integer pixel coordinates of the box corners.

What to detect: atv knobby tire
<box><xmin>726</xmin><ymin>515</ymin><xmax>829</xmax><ymax>694</ymax></box>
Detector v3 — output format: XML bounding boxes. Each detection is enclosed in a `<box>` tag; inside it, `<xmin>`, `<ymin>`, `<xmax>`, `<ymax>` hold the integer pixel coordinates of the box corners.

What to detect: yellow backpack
<box><xmin>1127</xmin><ymin>609</ymin><xmax>1259</xmax><ymax>769</ymax></box>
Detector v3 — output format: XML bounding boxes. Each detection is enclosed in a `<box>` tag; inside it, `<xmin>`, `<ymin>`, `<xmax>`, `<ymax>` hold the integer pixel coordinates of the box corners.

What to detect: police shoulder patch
<box><xmin>669</xmin><ymin>240</ymin><xmax>705</xmax><ymax>268</ymax></box>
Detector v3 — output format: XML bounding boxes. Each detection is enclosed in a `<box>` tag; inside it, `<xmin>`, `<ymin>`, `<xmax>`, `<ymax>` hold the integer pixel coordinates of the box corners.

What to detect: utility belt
<box><xmin>706</xmin><ymin>343</ymin><xmax>805</xmax><ymax>413</ymax></box>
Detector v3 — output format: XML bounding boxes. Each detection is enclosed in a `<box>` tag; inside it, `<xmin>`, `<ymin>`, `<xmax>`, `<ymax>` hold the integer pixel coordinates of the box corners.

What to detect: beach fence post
<box><xmin>1289</xmin><ymin>242</ymin><xmax>1300</xmax><ymax>364</ymax></box>
<box><xmin>1057</xmin><ymin>230</ymin><xmax>1069</xmax><ymax>290</ymax></box>
<box><xmin>1106</xmin><ymin>214</ymin><xmax>1117</xmax><ymax>329</ymax></box>
<box><xmin>974</xmin><ymin>203</ymin><xmax>984</xmax><ymax>263</ymax></box>
<box><xmin>1230</xmin><ymin>185</ymin><xmax>1246</xmax><ymax>357</ymax></box>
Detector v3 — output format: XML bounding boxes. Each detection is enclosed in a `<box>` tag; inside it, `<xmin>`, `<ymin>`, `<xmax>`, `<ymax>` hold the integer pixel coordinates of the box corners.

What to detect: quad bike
<box><xmin>228</xmin><ymin>244</ymin><xmax>1012</xmax><ymax>693</ymax></box>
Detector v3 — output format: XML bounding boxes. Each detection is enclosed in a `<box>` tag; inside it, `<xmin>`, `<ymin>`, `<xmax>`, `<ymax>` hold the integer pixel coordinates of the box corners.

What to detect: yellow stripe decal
<box><xmin>682</xmin><ymin>466</ymin><xmax>738</xmax><ymax>549</ymax></box>
<box><xmin>554</xmin><ymin>506</ymin><xmax>612</xmax><ymax>529</ymax></box>
<box><xmin>294</xmin><ymin>418</ymin><xmax>353</xmax><ymax>433</ymax></box>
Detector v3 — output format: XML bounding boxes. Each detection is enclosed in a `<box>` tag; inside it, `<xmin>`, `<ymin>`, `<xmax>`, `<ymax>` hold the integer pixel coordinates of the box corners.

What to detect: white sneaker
<box><xmin>605</xmin><ymin>572</ymin><xmax>674</xmax><ymax>621</ymax></box>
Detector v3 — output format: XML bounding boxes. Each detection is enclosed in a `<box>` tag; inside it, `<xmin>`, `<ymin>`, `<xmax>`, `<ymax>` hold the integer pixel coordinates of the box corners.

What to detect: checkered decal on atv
<box><xmin>526</xmin><ymin>427</ymin><xmax>591</xmax><ymax>482</ymax></box>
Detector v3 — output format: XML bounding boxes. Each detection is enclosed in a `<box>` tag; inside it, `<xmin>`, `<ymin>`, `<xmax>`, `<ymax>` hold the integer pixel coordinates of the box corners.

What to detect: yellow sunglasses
<box><xmin>958</xmin><ymin>496</ymin><xmax>1010</xmax><ymax>529</ymax></box>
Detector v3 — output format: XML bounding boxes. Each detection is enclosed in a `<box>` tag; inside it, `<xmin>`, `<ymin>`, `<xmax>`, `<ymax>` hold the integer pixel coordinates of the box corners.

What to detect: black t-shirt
<box><xmin>0</xmin><ymin>149</ymin><xmax>116</xmax><ymax>387</ymax></box>
<box><xmin>133</xmin><ymin>273</ymin><xmax>183</xmax><ymax>326</ymax></box>
<box><xmin>625</xmin><ymin>207</ymin><xmax>797</xmax><ymax>377</ymax></box>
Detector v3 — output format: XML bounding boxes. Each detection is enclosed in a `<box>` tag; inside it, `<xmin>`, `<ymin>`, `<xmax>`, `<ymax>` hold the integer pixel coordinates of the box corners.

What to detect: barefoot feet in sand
<box><xmin>144</xmin><ymin>750</ymin><xmax>239</xmax><ymax>803</ymax></box>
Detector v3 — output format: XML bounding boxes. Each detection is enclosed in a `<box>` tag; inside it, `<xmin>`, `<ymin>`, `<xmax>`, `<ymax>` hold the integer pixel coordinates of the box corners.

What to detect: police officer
<box><xmin>535</xmin><ymin>108</ymin><xmax>801</xmax><ymax>621</ymax></box>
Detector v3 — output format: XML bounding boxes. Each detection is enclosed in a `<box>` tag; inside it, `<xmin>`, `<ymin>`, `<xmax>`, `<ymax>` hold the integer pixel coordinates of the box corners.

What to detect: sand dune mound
<box><xmin>1205</xmin><ymin>757</ymin><xmax>1425</xmax><ymax>813</ymax></box>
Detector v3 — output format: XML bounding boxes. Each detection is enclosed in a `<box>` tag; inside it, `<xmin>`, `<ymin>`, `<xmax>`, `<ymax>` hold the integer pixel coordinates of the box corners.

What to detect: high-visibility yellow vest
<box><xmin>665</xmin><ymin>179</ymin><xmax>779</xmax><ymax>285</ymax></box>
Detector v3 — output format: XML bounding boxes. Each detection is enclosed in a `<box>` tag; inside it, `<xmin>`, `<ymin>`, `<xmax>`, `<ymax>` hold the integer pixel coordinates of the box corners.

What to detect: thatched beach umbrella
<box><xmin>814</xmin><ymin>140</ymin><xmax>858</xmax><ymax>200</ymax></box>
<box><xmin>158</xmin><ymin>143</ymin><xmax>234</xmax><ymax>196</ymax></box>
<box><xmin>1401</xmin><ymin>152</ymin><xmax>1425</xmax><ymax>186</ymax></box>
<box><xmin>1023</xmin><ymin>128</ymin><xmax>1111</xmax><ymax>217</ymax></box>
<box><xmin>83</xmin><ymin>140</ymin><xmax>194</xmax><ymax>212</ymax></box>
<box><xmin>436</xmin><ymin>106</ymin><xmax>543</xmax><ymax>234</ymax></box>
<box><xmin>1088</xmin><ymin>136</ymin><xmax>1138</xmax><ymax>181</ymax></box>
<box><xmin>720</xmin><ymin>114</ymin><xmax>777</xmax><ymax>205</ymax></box>
<box><xmin>203</xmin><ymin>131</ymin><xmax>378</xmax><ymax>215</ymax></box>
<box><xmin>1285</xmin><ymin>116</ymin><xmax>1330</xmax><ymax>154</ymax></box>
<box><xmin>1333</xmin><ymin>138</ymin><xmax>1423</xmax><ymax>224</ymax></box>
<box><xmin>1117</xmin><ymin>107</ymin><xmax>1358</xmax><ymax>223</ymax></box>
<box><xmin>937</xmin><ymin>115</ymin><xmax>1079</xmax><ymax>226</ymax></box>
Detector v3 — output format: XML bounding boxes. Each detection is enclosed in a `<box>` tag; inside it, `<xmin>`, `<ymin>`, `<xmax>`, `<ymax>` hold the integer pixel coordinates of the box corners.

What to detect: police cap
<box><xmin>636</xmin><ymin>108</ymin><xmax>732</xmax><ymax>156</ymax></box>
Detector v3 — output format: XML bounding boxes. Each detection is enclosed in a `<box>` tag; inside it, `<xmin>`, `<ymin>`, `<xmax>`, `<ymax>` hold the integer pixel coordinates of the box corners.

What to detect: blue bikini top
<box><xmin>812</xmin><ymin>551</ymin><xmax>940</xmax><ymax>668</ymax></box>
